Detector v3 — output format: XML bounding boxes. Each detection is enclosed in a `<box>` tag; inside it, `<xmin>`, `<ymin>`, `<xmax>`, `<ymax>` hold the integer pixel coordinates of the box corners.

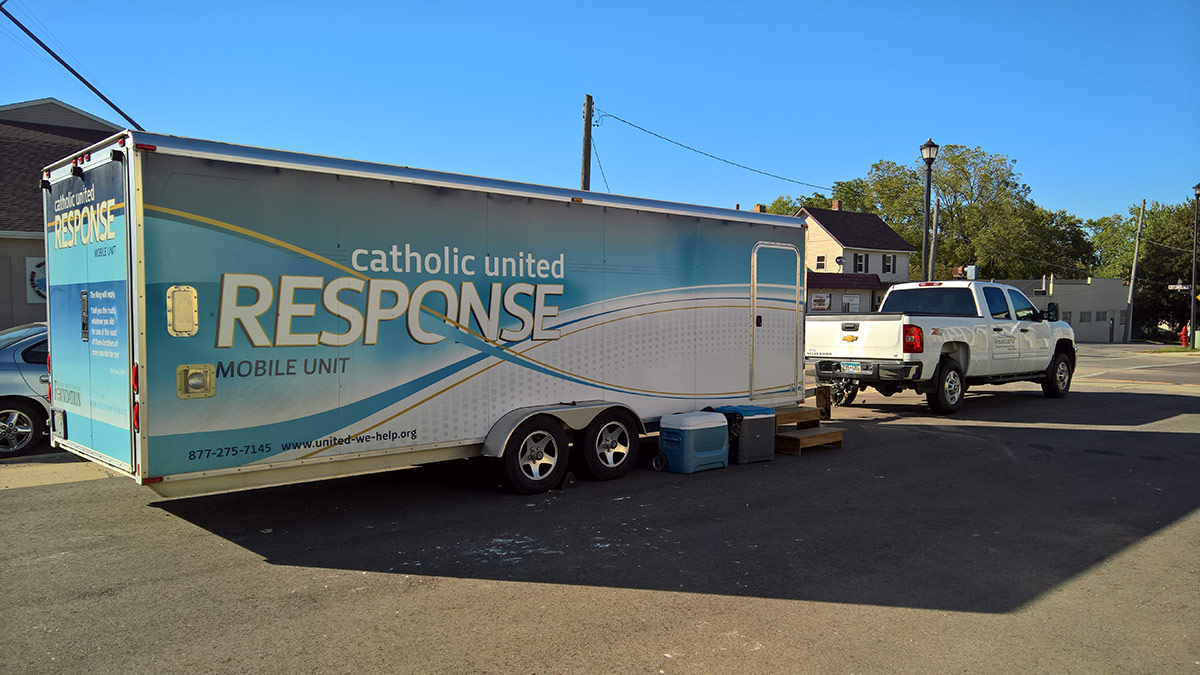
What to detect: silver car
<box><xmin>0</xmin><ymin>323</ymin><xmax>50</xmax><ymax>457</ymax></box>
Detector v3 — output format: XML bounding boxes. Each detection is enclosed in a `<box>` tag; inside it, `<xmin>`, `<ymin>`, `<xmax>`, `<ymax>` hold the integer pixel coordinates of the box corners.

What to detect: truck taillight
<box><xmin>903</xmin><ymin>324</ymin><xmax>924</xmax><ymax>353</ymax></box>
<box><xmin>133</xmin><ymin>402</ymin><xmax>140</xmax><ymax>432</ymax></box>
<box><xmin>47</xmin><ymin>353</ymin><xmax>52</xmax><ymax>401</ymax></box>
<box><xmin>132</xmin><ymin>363</ymin><xmax>139</xmax><ymax>394</ymax></box>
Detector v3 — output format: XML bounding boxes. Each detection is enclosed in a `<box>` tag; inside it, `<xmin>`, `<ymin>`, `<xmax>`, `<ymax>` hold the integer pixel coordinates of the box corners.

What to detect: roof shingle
<box><xmin>802</xmin><ymin>207</ymin><xmax>916</xmax><ymax>252</ymax></box>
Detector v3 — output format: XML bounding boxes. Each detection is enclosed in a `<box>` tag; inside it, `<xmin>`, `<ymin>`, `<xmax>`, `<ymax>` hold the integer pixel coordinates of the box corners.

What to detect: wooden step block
<box><xmin>775</xmin><ymin>426</ymin><xmax>844</xmax><ymax>455</ymax></box>
<box><xmin>773</xmin><ymin>406</ymin><xmax>821</xmax><ymax>428</ymax></box>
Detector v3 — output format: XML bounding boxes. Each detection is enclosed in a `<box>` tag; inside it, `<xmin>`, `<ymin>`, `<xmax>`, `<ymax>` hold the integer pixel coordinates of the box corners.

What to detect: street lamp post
<box><xmin>1191</xmin><ymin>182</ymin><xmax>1199</xmax><ymax>348</ymax></box>
<box><xmin>921</xmin><ymin>139</ymin><xmax>939</xmax><ymax>282</ymax></box>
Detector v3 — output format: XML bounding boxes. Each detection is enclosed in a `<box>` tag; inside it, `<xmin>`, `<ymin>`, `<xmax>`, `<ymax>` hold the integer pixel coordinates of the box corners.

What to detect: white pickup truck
<box><xmin>805</xmin><ymin>280</ymin><xmax>1076</xmax><ymax>413</ymax></box>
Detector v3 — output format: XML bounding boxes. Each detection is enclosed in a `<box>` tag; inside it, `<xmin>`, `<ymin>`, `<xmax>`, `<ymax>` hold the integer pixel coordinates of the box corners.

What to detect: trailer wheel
<box><xmin>925</xmin><ymin>359</ymin><xmax>964</xmax><ymax>415</ymax></box>
<box><xmin>580</xmin><ymin>409</ymin><xmax>641</xmax><ymax>480</ymax></box>
<box><xmin>502</xmin><ymin>417</ymin><xmax>570</xmax><ymax>494</ymax></box>
<box><xmin>0</xmin><ymin>401</ymin><xmax>44</xmax><ymax>458</ymax></box>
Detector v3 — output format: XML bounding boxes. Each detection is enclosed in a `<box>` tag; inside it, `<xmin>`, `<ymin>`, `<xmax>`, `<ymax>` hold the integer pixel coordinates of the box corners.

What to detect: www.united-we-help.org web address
<box><xmin>185</xmin><ymin>429</ymin><xmax>419</xmax><ymax>462</ymax></box>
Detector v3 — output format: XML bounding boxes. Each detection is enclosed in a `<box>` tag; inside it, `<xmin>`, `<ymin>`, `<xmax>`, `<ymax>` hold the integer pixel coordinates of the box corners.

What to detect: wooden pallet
<box><xmin>771</xmin><ymin>405</ymin><xmax>844</xmax><ymax>455</ymax></box>
<box><xmin>774</xmin><ymin>426</ymin><xmax>845</xmax><ymax>455</ymax></box>
<box><xmin>773</xmin><ymin>406</ymin><xmax>822</xmax><ymax>430</ymax></box>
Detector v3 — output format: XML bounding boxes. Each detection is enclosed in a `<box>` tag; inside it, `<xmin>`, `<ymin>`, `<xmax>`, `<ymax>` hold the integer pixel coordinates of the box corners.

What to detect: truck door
<box><xmin>44</xmin><ymin>150</ymin><xmax>135</xmax><ymax>472</ymax></box>
<box><xmin>750</xmin><ymin>242</ymin><xmax>802</xmax><ymax>400</ymax></box>
<box><xmin>1008</xmin><ymin>289</ymin><xmax>1051</xmax><ymax>372</ymax></box>
<box><xmin>981</xmin><ymin>286</ymin><xmax>1019</xmax><ymax>373</ymax></box>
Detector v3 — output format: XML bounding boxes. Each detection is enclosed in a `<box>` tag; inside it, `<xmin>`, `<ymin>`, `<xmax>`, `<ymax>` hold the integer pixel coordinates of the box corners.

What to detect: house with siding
<box><xmin>797</xmin><ymin>202</ymin><xmax>916</xmax><ymax>312</ymax></box>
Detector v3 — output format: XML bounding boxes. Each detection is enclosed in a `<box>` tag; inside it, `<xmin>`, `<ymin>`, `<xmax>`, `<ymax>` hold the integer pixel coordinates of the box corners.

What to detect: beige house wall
<box><xmin>804</xmin><ymin>218</ymin><xmax>844</xmax><ymax>272</ymax></box>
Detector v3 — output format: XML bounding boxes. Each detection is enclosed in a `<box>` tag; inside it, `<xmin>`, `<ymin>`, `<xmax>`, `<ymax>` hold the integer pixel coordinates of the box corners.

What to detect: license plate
<box><xmin>841</xmin><ymin>361</ymin><xmax>863</xmax><ymax>374</ymax></box>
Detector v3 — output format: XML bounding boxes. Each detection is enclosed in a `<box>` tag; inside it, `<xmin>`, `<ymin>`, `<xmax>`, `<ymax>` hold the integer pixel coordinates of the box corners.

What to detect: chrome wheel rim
<box><xmin>944</xmin><ymin>370</ymin><xmax>962</xmax><ymax>405</ymax></box>
<box><xmin>593</xmin><ymin>421</ymin><xmax>631</xmax><ymax>468</ymax></box>
<box><xmin>518</xmin><ymin>431</ymin><xmax>559</xmax><ymax>481</ymax></box>
<box><xmin>1055</xmin><ymin>360</ymin><xmax>1071</xmax><ymax>390</ymax></box>
<box><xmin>0</xmin><ymin>410</ymin><xmax>34</xmax><ymax>452</ymax></box>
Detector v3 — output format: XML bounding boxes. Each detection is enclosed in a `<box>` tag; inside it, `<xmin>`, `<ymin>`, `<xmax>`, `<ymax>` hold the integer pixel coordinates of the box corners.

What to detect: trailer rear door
<box><xmin>44</xmin><ymin>149</ymin><xmax>135</xmax><ymax>471</ymax></box>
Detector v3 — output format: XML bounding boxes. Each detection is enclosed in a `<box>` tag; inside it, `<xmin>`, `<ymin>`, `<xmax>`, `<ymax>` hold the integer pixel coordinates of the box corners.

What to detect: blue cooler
<box><xmin>658</xmin><ymin>412</ymin><xmax>728</xmax><ymax>474</ymax></box>
<box><xmin>714</xmin><ymin>405</ymin><xmax>776</xmax><ymax>464</ymax></box>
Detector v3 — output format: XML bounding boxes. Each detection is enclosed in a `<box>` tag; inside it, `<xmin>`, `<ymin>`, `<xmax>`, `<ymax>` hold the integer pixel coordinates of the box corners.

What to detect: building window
<box><xmin>1096</xmin><ymin>311</ymin><xmax>1108</xmax><ymax>322</ymax></box>
<box><xmin>1119</xmin><ymin>309</ymin><xmax>1127</xmax><ymax>325</ymax></box>
<box><xmin>1080</xmin><ymin>311</ymin><xmax>1092</xmax><ymax>323</ymax></box>
<box><xmin>842</xmin><ymin>294</ymin><xmax>861</xmax><ymax>312</ymax></box>
<box><xmin>853</xmin><ymin>253</ymin><xmax>868</xmax><ymax>273</ymax></box>
<box><xmin>816</xmin><ymin>255</ymin><xmax>826</xmax><ymax>271</ymax></box>
<box><xmin>1062</xmin><ymin>311</ymin><xmax>1072</xmax><ymax>325</ymax></box>
<box><xmin>882</xmin><ymin>254</ymin><xmax>895</xmax><ymax>274</ymax></box>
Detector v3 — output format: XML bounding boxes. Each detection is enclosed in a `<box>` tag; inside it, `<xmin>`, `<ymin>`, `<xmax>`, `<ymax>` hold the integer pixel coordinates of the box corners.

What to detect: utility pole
<box><xmin>1124</xmin><ymin>199</ymin><xmax>1145</xmax><ymax>344</ymax></box>
<box><xmin>580</xmin><ymin>94</ymin><xmax>593</xmax><ymax>191</ymax></box>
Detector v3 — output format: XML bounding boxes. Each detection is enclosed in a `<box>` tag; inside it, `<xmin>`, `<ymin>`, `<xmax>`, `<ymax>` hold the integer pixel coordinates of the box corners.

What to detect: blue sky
<box><xmin>2</xmin><ymin>0</ymin><xmax>1197</xmax><ymax>221</ymax></box>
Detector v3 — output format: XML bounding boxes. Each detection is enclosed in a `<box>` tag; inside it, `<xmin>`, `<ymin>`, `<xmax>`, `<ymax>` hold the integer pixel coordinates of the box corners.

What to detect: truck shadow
<box><xmin>843</xmin><ymin>389</ymin><xmax>1199</xmax><ymax>427</ymax></box>
<box><xmin>158</xmin><ymin>402</ymin><xmax>1200</xmax><ymax>614</ymax></box>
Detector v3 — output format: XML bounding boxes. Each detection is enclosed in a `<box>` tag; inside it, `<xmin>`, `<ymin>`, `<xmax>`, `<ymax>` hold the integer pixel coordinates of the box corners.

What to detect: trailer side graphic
<box><xmin>44</xmin><ymin>133</ymin><xmax>806</xmax><ymax>496</ymax></box>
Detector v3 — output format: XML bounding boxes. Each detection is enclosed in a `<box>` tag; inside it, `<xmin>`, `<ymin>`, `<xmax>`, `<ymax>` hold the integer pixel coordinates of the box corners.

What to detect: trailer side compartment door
<box><xmin>750</xmin><ymin>242</ymin><xmax>802</xmax><ymax>400</ymax></box>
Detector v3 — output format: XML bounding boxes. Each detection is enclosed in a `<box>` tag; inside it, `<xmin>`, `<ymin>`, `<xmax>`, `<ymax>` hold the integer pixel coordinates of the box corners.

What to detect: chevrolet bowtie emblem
<box><xmin>843</xmin><ymin>335</ymin><xmax>858</xmax><ymax>342</ymax></box>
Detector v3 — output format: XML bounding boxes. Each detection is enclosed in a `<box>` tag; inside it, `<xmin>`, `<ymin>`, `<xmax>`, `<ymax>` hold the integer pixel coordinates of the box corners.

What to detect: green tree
<box><xmin>767</xmin><ymin>145</ymin><xmax>1095</xmax><ymax>281</ymax></box>
<box><xmin>1090</xmin><ymin>200</ymin><xmax>1197</xmax><ymax>338</ymax></box>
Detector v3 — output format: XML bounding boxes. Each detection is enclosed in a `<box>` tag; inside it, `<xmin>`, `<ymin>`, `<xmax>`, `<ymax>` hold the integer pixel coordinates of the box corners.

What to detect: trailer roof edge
<box><xmin>117</xmin><ymin>131</ymin><xmax>804</xmax><ymax>228</ymax></box>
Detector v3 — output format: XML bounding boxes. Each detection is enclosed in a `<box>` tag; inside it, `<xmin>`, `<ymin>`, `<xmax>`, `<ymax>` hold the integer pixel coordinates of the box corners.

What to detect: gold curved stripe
<box><xmin>144</xmin><ymin>204</ymin><xmax>368</xmax><ymax>280</ymax></box>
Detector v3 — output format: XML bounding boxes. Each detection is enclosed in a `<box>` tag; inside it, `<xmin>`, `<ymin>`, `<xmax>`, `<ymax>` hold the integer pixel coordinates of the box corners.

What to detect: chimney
<box><xmin>830</xmin><ymin>199</ymin><xmax>841</xmax><ymax>211</ymax></box>
<box><xmin>753</xmin><ymin>204</ymin><xmax>766</xmax><ymax>213</ymax></box>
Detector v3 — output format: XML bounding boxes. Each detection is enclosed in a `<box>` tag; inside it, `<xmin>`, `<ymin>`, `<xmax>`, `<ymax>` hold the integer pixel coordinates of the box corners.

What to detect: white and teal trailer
<box><xmin>42</xmin><ymin>132</ymin><xmax>807</xmax><ymax>497</ymax></box>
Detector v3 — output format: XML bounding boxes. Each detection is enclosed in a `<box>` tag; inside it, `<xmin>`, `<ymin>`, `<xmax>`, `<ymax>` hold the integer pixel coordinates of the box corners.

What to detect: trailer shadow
<box><xmin>158</xmin><ymin>392</ymin><xmax>1200</xmax><ymax>614</ymax></box>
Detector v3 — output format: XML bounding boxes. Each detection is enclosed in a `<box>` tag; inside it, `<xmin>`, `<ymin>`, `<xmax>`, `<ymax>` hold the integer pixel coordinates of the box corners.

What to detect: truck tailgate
<box><xmin>805</xmin><ymin>313</ymin><xmax>906</xmax><ymax>360</ymax></box>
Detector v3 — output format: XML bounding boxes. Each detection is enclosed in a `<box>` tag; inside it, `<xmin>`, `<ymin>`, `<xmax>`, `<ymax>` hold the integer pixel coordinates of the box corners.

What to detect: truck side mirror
<box><xmin>1043</xmin><ymin>302</ymin><xmax>1059</xmax><ymax>322</ymax></box>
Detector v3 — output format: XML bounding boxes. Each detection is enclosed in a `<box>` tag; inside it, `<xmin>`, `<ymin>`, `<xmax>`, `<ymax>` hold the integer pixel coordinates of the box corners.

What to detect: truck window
<box><xmin>880</xmin><ymin>288</ymin><xmax>978</xmax><ymax>316</ymax></box>
<box><xmin>1007</xmin><ymin>290</ymin><xmax>1038</xmax><ymax>321</ymax></box>
<box><xmin>983</xmin><ymin>287</ymin><xmax>1011</xmax><ymax>319</ymax></box>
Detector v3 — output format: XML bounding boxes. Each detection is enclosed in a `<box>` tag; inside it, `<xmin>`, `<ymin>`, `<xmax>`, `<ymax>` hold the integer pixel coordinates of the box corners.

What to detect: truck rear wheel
<box><xmin>1041</xmin><ymin>351</ymin><xmax>1072</xmax><ymax>398</ymax></box>
<box><xmin>579</xmin><ymin>409</ymin><xmax>640</xmax><ymax>480</ymax></box>
<box><xmin>925</xmin><ymin>359</ymin><xmax>964</xmax><ymax>415</ymax></box>
<box><xmin>502</xmin><ymin>417</ymin><xmax>570</xmax><ymax>494</ymax></box>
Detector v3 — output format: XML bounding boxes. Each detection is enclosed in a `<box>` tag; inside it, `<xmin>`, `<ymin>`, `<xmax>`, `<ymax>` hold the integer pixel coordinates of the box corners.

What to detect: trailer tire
<box><xmin>0</xmin><ymin>400</ymin><xmax>44</xmax><ymax>458</ymax></box>
<box><xmin>925</xmin><ymin>359</ymin><xmax>964</xmax><ymax>415</ymax></box>
<box><xmin>580</xmin><ymin>409</ymin><xmax>640</xmax><ymax>480</ymax></box>
<box><xmin>502</xmin><ymin>416</ymin><xmax>570</xmax><ymax>494</ymax></box>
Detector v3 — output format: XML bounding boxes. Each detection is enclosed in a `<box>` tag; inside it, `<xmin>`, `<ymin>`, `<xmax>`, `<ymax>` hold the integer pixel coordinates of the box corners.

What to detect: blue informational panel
<box><xmin>44</xmin><ymin>157</ymin><xmax>133</xmax><ymax>470</ymax></box>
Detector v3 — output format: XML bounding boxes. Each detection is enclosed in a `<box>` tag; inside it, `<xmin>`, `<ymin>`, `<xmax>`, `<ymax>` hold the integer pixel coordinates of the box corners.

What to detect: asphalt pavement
<box><xmin>2</xmin><ymin>345</ymin><xmax>1198</xmax><ymax>673</ymax></box>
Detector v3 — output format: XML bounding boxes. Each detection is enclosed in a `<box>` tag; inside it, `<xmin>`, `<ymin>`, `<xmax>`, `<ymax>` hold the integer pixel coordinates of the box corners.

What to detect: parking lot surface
<box><xmin>2</xmin><ymin>345</ymin><xmax>1198</xmax><ymax>672</ymax></box>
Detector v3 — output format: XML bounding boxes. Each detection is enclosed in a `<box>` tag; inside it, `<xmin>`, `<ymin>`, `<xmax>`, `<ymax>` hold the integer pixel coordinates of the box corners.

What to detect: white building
<box><xmin>1001</xmin><ymin>276</ymin><xmax>1130</xmax><ymax>343</ymax></box>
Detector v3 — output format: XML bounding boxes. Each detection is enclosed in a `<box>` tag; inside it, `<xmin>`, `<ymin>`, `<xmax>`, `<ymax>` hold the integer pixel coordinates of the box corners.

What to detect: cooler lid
<box><xmin>660</xmin><ymin>411</ymin><xmax>728</xmax><ymax>431</ymax></box>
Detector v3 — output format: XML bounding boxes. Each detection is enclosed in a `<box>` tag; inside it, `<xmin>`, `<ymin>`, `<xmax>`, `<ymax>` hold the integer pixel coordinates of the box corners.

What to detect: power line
<box><xmin>1142</xmin><ymin>238</ymin><xmax>1190</xmax><ymax>253</ymax></box>
<box><xmin>0</xmin><ymin>2</ymin><xmax>143</xmax><ymax>130</ymax></box>
<box><xmin>595</xmin><ymin>107</ymin><xmax>832</xmax><ymax>192</ymax></box>
<box><xmin>590</xmin><ymin>136</ymin><xmax>611</xmax><ymax>193</ymax></box>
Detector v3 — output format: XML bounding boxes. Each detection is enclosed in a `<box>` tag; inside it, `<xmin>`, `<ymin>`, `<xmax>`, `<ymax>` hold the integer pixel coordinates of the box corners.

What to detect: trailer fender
<box><xmin>482</xmin><ymin>401</ymin><xmax>645</xmax><ymax>458</ymax></box>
